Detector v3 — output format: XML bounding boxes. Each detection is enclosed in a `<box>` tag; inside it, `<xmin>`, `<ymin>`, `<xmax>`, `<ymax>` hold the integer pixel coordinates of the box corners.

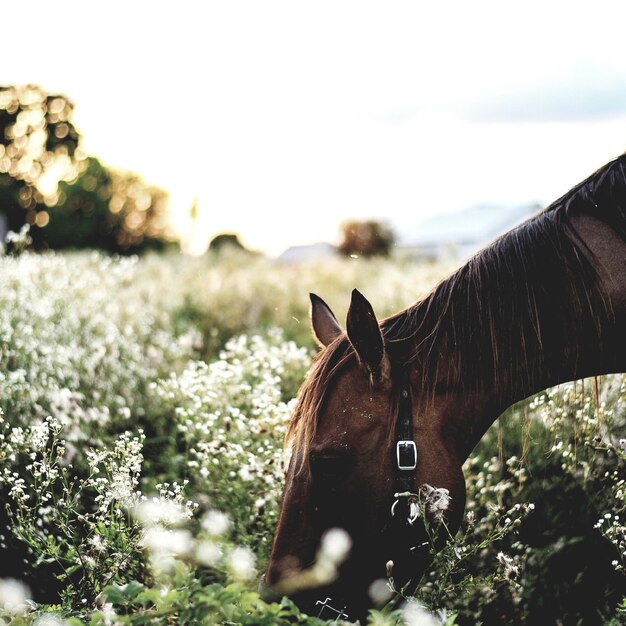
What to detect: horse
<box><xmin>260</xmin><ymin>152</ymin><xmax>626</xmax><ymax>622</ymax></box>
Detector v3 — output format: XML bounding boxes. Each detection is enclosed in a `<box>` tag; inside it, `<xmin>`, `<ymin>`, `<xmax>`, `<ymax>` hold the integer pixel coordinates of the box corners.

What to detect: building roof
<box><xmin>277</xmin><ymin>241</ymin><xmax>338</xmax><ymax>263</ymax></box>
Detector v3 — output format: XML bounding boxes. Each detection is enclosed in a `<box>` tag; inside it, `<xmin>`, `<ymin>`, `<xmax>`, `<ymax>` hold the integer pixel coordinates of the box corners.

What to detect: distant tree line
<box><xmin>0</xmin><ymin>84</ymin><xmax>170</xmax><ymax>253</ymax></box>
<box><xmin>338</xmin><ymin>219</ymin><xmax>394</xmax><ymax>257</ymax></box>
<box><xmin>1</xmin><ymin>84</ymin><xmax>398</xmax><ymax>257</ymax></box>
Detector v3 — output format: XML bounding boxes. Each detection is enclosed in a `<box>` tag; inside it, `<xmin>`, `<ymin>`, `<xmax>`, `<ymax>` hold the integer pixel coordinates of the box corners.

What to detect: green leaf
<box><xmin>102</xmin><ymin>585</ymin><xmax>126</xmax><ymax>605</ymax></box>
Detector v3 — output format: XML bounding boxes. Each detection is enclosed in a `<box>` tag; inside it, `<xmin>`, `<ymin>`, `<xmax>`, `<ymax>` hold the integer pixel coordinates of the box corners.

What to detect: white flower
<box><xmin>201</xmin><ymin>510</ymin><xmax>231</xmax><ymax>536</ymax></box>
<box><xmin>88</xmin><ymin>535</ymin><xmax>107</xmax><ymax>558</ymax></box>
<box><xmin>319</xmin><ymin>527</ymin><xmax>352</xmax><ymax>564</ymax></box>
<box><xmin>420</xmin><ymin>484</ymin><xmax>451</xmax><ymax>520</ymax></box>
<box><xmin>29</xmin><ymin>420</ymin><xmax>50</xmax><ymax>451</ymax></box>
<box><xmin>402</xmin><ymin>599</ymin><xmax>443</xmax><ymax>626</ymax></box>
<box><xmin>227</xmin><ymin>546</ymin><xmax>256</xmax><ymax>581</ymax></box>
<box><xmin>142</xmin><ymin>528</ymin><xmax>194</xmax><ymax>557</ymax></box>
<box><xmin>497</xmin><ymin>551</ymin><xmax>520</xmax><ymax>580</ymax></box>
<box><xmin>134</xmin><ymin>499</ymin><xmax>186</xmax><ymax>527</ymax></box>
<box><xmin>196</xmin><ymin>540</ymin><xmax>222</xmax><ymax>566</ymax></box>
<box><xmin>101</xmin><ymin>603</ymin><xmax>118</xmax><ymax>626</ymax></box>
<box><xmin>0</xmin><ymin>578</ymin><xmax>31</xmax><ymax>614</ymax></box>
<box><xmin>368</xmin><ymin>578</ymin><xmax>394</xmax><ymax>606</ymax></box>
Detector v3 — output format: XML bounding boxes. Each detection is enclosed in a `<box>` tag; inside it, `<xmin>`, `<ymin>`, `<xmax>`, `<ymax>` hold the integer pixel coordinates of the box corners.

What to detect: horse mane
<box><xmin>288</xmin><ymin>152</ymin><xmax>626</xmax><ymax>451</ymax></box>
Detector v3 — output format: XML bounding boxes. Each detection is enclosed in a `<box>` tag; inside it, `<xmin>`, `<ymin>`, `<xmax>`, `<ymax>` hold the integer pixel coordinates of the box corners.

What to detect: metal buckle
<box><xmin>396</xmin><ymin>440</ymin><xmax>417</xmax><ymax>470</ymax></box>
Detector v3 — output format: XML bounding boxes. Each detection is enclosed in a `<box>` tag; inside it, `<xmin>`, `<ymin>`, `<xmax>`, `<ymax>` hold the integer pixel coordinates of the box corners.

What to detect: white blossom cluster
<box><xmin>152</xmin><ymin>329</ymin><xmax>311</xmax><ymax>549</ymax></box>
<box><xmin>0</xmin><ymin>251</ymin><xmax>194</xmax><ymax>445</ymax></box>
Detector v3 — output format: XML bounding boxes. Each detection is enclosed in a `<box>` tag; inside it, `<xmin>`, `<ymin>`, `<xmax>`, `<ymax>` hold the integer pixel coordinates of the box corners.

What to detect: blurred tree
<box><xmin>0</xmin><ymin>85</ymin><xmax>172</xmax><ymax>253</ymax></box>
<box><xmin>338</xmin><ymin>219</ymin><xmax>395</xmax><ymax>257</ymax></box>
<box><xmin>47</xmin><ymin>157</ymin><xmax>171</xmax><ymax>253</ymax></box>
<box><xmin>208</xmin><ymin>233</ymin><xmax>247</xmax><ymax>253</ymax></box>
<box><xmin>0</xmin><ymin>84</ymin><xmax>80</xmax><ymax>241</ymax></box>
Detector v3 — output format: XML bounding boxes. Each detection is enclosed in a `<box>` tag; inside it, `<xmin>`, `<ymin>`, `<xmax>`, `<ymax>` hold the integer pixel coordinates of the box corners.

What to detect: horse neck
<box><xmin>408</xmin><ymin>211</ymin><xmax>626</xmax><ymax>461</ymax></box>
<box><xmin>503</xmin><ymin>213</ymin><xmax>625</xmax><ymax>395</ymax></box>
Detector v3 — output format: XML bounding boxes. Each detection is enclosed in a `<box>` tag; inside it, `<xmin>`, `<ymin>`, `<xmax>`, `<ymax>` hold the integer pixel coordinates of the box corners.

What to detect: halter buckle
<box><xmin>396</xmin><ymin>440</ymin><xmax>417</xmax><ymax>470</ymax></box>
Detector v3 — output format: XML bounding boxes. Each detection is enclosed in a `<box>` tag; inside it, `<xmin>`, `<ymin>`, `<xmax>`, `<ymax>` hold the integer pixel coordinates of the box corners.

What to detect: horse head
<box><xmin>261</xmin><ymin>289</ymin><xmax>467</xmax><ymax>622</ymax></box>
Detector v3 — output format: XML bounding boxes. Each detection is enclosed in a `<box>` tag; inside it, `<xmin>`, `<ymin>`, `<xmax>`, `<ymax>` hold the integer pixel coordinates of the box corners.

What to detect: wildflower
<box><xmin>201</xmin><ymin>510</ymin><xmax>231</xmax><ymax>536</ymax></box>
<box><xmin>196</xmin><ymin>540</ymin><xmax>222</xmax><ymax>566</ymax></box>
<box><xmin>420</xmin><ymin>484</ymin><xmax>451</xmax><ymax>521</ymax></box>
<box><xmin>142</xmin><ymin>528</ymin><xmax>194</xmax><ymax>557</ymax></box>
<box><xmin>0</xmin><ymin>577</ymin><xmax>31</xmax><ymax>615</ymax></box>
<box><xmin>497</xmin><ymin>551</ymin><xmax>520</xmax><ymax>581</ymax></box>
<box><xmin>4</xmin><ymin>224</ymin><xmax>32</xmax><ymax>252</ymax></box>
<box><xmin>368</xmin><ymin>578</ymin><xmax>394</xmax><ymax>606</ymax></box>
<box><xmin>227</xmin><ymin>546</ymin><xmax>256</xmax><ymax>581</ymax></box>
<box><xmin>29</xmin><ymin>420</ymin><xmax>51</xmax><ymax>451</ymax></box>
<box><xmin>319</xmin><ymin>527</ymin><xmax>352</xmax><ymax>564</ymax></box>
<box><xmin>402</xmin><ymin>599</ymin><xmax>444</xmax><ymax>626</ymax></box>
<box><xmin>134</xmin><ymin>498</ymin><xmax>186</xmax><ymax>527</ymax></box>
<box><xmin>101</xmin><ymin>603</ymin><xmax>118</xmax><ymax>626</ymax></box>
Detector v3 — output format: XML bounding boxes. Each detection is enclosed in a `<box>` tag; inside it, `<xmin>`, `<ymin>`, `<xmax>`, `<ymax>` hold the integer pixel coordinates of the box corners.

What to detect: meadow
<box><xmin>0</xmin><ymin>237</ymin><xmax>624</xmax><ymax>625</ymax></box>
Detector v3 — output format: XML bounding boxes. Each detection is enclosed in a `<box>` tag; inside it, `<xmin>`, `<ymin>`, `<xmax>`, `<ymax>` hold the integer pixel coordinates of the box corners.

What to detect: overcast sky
<box><xmin>4</xmin><ymin>1</ymin><xmax>626</xmax><ymax>254</ymax></box>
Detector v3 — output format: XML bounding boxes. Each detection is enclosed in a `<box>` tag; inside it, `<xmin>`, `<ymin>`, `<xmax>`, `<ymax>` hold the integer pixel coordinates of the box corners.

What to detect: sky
<box><xmin>4</xmin><ymin>1</ymin><xmax>626</xmax><ymax>255</ymax></box>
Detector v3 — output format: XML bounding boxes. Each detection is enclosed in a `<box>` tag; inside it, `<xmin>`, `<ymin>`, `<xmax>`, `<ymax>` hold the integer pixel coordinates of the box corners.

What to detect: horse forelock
<box><xmin>286</xmin><ymin>337</ymin><xmax>355</xmax><ymax>460</ymax></box>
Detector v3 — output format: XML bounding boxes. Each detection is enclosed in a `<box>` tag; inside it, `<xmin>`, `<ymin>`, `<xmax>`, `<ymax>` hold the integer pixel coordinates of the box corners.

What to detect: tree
<box><xmin>0</xmin><ymin>84</ymin><xmax>80</xmax><ymax>239</ymax></box>
<box><xmin>338</xmin><ymin>219</ymin><xmax>395</xmax><ymax>257</ymax></box>
<box><xmin>0</xmin><ymin>84</ymin><xmax>171</xmax><ymax>253</ymax></box>
<box><xmin>208</xmin><ymin>233</ymin><xmax>247</xmax><ymax>253</ymax></box>
<box><xmin>47</xmin><ymin>157</ymin><xmax>171</xmax><ymax>253</ymax></box>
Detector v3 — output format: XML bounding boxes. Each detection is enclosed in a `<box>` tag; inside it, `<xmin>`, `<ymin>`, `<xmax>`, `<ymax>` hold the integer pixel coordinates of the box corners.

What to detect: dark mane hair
<box><xmin>288</xmin><ymin>152</ymin><xmax>626</xmax><ymax>449</ymax></box>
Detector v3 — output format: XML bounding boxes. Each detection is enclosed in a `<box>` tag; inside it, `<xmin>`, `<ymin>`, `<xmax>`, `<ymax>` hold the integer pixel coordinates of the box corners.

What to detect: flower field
<box><xmin>0</xmin><ymin>244</ymin><xmax>624</xmax><ymax>625</ymax></box>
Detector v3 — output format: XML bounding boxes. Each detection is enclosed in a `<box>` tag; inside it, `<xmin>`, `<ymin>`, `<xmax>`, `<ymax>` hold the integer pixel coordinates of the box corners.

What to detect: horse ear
<box><xmin>346</xmin><ymin>289</ymin><xmax>390</xmax><ymax>379</ymax></box>
<box><xmin>310</xmin><ymin>293</ymin><xmax>343</xmax><ymax>347</ymax></box>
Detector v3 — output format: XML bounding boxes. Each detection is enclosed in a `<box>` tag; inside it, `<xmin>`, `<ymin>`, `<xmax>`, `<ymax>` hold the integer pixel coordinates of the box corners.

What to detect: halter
<box><xmin>395</xmin><ymin>369</ymin><xmax>417</xmax><ymax>487</ymax></box>
<box><xmin>391</xmin><ymin>368</ymin><xmax>419</xmax><ymax>524</ymax></box>
<box><xmin>388</xmin><ymin>369</ymin><xmax>434</xmax><ymax>602</ymax></box>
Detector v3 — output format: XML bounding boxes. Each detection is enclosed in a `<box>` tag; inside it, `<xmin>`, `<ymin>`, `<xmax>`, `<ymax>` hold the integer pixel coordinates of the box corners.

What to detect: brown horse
<box><xmin>261</xmin><ymin>153</ymin><xmax>626</xmax><ymax>622</ymax></box>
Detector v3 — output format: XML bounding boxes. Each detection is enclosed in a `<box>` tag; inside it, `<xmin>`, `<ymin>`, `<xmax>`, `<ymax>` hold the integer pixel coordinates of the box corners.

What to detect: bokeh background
<box><xmin>2</xmin><ymin>0</ymin><xmax>626</xmax><ymax>257</ymax></box>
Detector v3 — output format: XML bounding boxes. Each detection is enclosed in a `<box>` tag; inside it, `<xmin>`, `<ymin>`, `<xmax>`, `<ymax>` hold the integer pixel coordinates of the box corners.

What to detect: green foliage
<box><xmin>0</xmin><ymin>84</ymin><xmax>81</xmax><ymax>237</ymax></box>
<box><xmin>51</xmin><ymin>157</ymin><xmax>171</xmax><ymax>254</ymax></box>
<box><xmin>0</xmin><ymin>85</ymin><xmax>170</xmax><ymax>253</ymax></box>
<box><xmin>0</xmin><ymin>246</ymin><xmax>623</xmax><ymax>625</ymax></box>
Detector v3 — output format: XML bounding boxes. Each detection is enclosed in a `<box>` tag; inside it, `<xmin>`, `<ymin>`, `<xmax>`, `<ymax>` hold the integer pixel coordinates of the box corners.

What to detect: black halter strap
<box><xmin>395</xmin><ymin>368</ymin><xmax>417</xmax><ymax>493</ymax></box>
